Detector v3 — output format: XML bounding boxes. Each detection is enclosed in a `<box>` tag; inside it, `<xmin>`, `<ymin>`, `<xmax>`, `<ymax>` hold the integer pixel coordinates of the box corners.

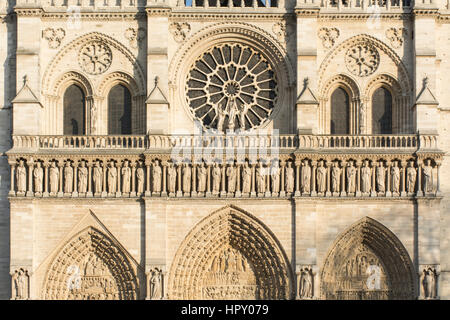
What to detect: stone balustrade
<box><xmin>296</xmin><ymin>0</ymin><xmax>412</xmax><ymax>10</ymax></box>
<box><xmin>10</xmin><ymin>133</ymin><xmax>439</xmax><ymax>151</ymax></box>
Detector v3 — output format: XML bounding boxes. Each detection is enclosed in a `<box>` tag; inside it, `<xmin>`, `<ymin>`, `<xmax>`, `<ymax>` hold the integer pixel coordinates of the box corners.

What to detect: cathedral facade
<box><xmin>0</xmin><ymin>0</ymin><xmax>449</xmax><ymax>300</ymax></box>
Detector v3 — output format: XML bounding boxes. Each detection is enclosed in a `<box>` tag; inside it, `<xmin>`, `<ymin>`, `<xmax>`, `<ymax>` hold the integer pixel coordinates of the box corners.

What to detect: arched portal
<box><xmin>168</xmin><ymin>205</ymin><xmax>293</xmax><ymax>300</ymax></box>
<box><xmin>43</xmin><ymin>227</ymin><xmax>138</xmax><ymax>300</ymax></box>
<box><xmin>320</xmin><ymin>217</ymin><xmax>416</xmax><ymax>300</ymax></box>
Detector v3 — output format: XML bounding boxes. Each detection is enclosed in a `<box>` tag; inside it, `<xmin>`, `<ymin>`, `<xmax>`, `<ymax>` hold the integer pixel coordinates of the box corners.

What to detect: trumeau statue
<box><xmin>152</xmin><ymin>160</ymin><xmax>162</xmax><ymax>193</ymax></box>
<box><xmin>93</xmin><ymin>161</ymin><xmax>103</xmax><ymax>193</ymax></box>
<box><xmin>167</xmin><ymin>162</ymin><xmax>177</xmax><ymax>194</ymax></box>
<box><xmin>361</xmin><ymin>160</ymin><xmax>371</xmax><ymax>193</ymax></box>
<box><xmin>197</xmin><ymin>162</ymin><xmax>207</xmax><ymax>193</ymax></box>
<box><xmin>49</xmin><ymin>161</ymin><xmax>59</xmax><ymax>194</ymax></box>
<box><xmin>64</xmin><ymin>162</ymin><xmax>73</xmax><ymax>193</ymax></box>
<box><xmin>301</xmin><ymin>160</ymin><xmax>311</xmax><ymax>193</ymax></box>
<box><xmin>13</xmin><ymin>269</ymin><xmax>28</xmax><ymax>300</ymax></box>
<box><xmin>376</xmin><ymin>161</ymin><xmax>386</xmax><ymax>193</ymax></box>
<box><xmin>420</xmin><ymin>267</ymin><xmax>438</xmax><ymax>299</ymax></box>
<box><xmin>346</xmin><ymin>161</ymin><xmax>356</xmax><ymax>193</ymax></box>
<box><xmin>423</xmin><ymin>159</ymin><xmax>433</xmax><ymax>193</ymax></box>
<box><xmin>406</xmin><ymin>161</ymin><xmax>416</xmax><ymax>193</ymax></box>
<box><xmin>33</xmin><ymin>162</ymin><xmax>43</xmax><ymax>193</ymax></box>
<box><xmin>391</xmin><ymin>161</ymin><xmax>400</xmax><ymax>193</ymax></box>
<box><xmin>212</xmin><ymin>163</ymin><xmax>221</xmax><ymax>194</ymax></box>
<box><xmin>271</xmin><ymin>163</ymin><xmax>280</xmax><ymax>194</ymax></box>
<box><xmin>136</xmin><ymin>163</ymin><xmax>145</xmax><ymax>194</ymax></box>
<box><xmin>78</xmin><ymin>161</ymin><xmax>88</xmax><ymax>193</ymax></box>
<box><xmin>16</xmin><ymin>160</ymin><xmax>27</xmax><ymax>193</ymax></box>
<box><xmin>122</xmin><ymin>160</ymin><xmax>131</xmax><ymax>193</ymax></box>
<box><xmin>331</xmin><ymin>162</ymin><xmax>341</xmax><ymax>193</ymax></box>
<box><xmin>242</xmin><ymin>161</ymin><xmax>252</xmax><ymax>194</ymax></box>
<box><xmin>149</xmin><ymin>268</ymin><xmax>162</xmax><ymax>300</ymax></box>
<box><xmin>316</xmin><ymin>161</ymin><xmax>326</xmax><ymax>193</ymax></box>
<box><xmin>299</xmin><ymin>267</ymin><xmax>314</xmax><ymax>299</ymax></box>
<box><xmin>226</xmin><ymin>164</ymin><xmax>236</xmax><ymax>193</ymax></box>
<box><xmin>108</xmin><ymin>162</ymin><xmax>117</xmax><ymax>193</ymax></box>
<box><xmin>285</xmin><ymin>161</ymin><xmax>294</xmax><ymax>193</ymax></box>
<box><xmin>256</xmin><ymin>163</ymin><xmax>266</xmax><ymax>193</ymax></box>
<box><xmin>182</xmin><ymin>163</ymin><xmax>191</xmax><ymax>193</ymax></box>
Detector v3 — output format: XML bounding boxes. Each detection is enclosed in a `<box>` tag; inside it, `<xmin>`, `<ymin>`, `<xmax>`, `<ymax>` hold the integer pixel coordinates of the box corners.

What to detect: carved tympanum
<box><xmin>79</xmin><ymin>41</ymin><xmax>112</xmax><ymax>75</ymax></box>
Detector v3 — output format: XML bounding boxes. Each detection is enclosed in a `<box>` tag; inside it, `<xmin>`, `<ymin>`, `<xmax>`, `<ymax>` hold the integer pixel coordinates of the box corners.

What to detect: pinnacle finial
<box><xmin>154</xmin><ymin>76</ymin><xmax>160</xmax><ymax>87</ymax></box>
<box><xmin>423</xmin><ymin>76</ymin><xmax>429</xmax><ymax>88</ymax></box>
<box><xmin>23</xmin><ymin>75</ymin><xmax>29</xmax><ymax>86</ymax></box>
<box><xmin>304</xmin><ymin>77</ymin><xmax>309</xmax><ymax>88</ymax></box>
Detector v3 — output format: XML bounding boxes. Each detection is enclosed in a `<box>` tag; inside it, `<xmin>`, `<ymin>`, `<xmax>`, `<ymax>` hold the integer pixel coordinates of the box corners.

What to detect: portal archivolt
<box><xmin>168</xmin><ymin>205</ymin><xmax>293</xmax><ymax>300</ymax></box>
<box><xmin>42</xmin><ymin>226</ymin><xmax>139</xmax><ymax>300</ymax></box>
<box><xmin>320</xmin><ymin>217</ymin><xmax>416</xmax><ymax>300</ymax></box>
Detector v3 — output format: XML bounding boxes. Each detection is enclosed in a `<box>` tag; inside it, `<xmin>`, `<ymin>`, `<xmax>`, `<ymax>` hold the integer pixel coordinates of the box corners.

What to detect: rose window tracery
<box><xmin>186</xmin><ymin>43</ymin><xmax>278</xmax><ymax>132</ymax></box>
<box><xmin>78</xmin><ymin>41</ymin><xmax>112</xmax><ymax>75</ymax></box>
<box><xmin>345</xmin><ymin>44</ymin><xmax>380</xmax><ymax>77</ymax></box>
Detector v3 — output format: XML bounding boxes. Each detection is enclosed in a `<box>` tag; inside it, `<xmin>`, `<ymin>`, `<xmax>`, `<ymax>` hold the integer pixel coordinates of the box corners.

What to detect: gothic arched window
<box><xmin>63</xmin><ymin>84</ymin><xmax>86</xmax><ymax>135</ymax></box>
<box><xmin>108</xmin><ymin>84</ymin><xmax>132</xmax><ymax>135</ymax></box>
<box><xmin>372</xmin><ymin>87</ymin><xmax>392</xmax><ymax>134</ymax></box>
<box><xmin>330</xmin><ymin>87</ymin><xmax>350</xmax><ymax>134</ymax></box>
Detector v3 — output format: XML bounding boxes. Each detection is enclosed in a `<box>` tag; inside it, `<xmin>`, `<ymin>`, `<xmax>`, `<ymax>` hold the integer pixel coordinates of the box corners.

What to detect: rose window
<box><xmin>186</xmin><ymin>43</ymin><xmax>278</xmax><ymax>132</ymax></box>
<box><xmin>78</xmin><ymin>41</ymin><xmax>112</xmax><ymax>75</ymax></box>
<box><xmin>345</xmin><ymin>44</ymin><xmax>380</xmax><ymax>77</ymax></box>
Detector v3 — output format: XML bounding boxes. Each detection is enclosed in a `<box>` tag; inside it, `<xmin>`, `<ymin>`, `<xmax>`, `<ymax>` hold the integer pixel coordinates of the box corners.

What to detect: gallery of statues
<box><xmin>0</xmin><ymin>0</ymin><xmax>449</xmax><ymax>300</ymax></box>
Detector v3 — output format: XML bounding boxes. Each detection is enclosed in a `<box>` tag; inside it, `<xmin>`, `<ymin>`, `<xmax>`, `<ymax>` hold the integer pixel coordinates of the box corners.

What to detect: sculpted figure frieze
<box><xmin>64</xmin><ymin>162</ymin><xmax>73</xmax><ymax>194</ymax></box>
<box><xmin>256</xmin><ymin>163</ymin><xmax>266</xmax><ymax>194</ymax></box>
<box><xmin>152</xmin><ymin>160</ymin><xmax>162</xmax><ymax>193</ymax></box>
<box><xmin>183</xmin><ymin>163</ymin><xmax>191</xmax><ymax>194</ymax></box>
<box><xmin>212</xmin><ymin>163</ymin><xmax>221</xmax><ymax>194</ymax></box>
<box><xmin>197</xmin><ymin>162</ymin><xmax>207</xmax><ymax>193</ymax></box>
<box><xmin>406</xmin><ymin>161</ymin><xmax>416</xmax><ymax>193</ymax></box>
<box><xmin>33</xmin><ymin>162</ymin><xmax>43</xmax><ymax>193</ymax></box>
<box><xmin>108</xmin><ymin>162</ymin><xmax>118</xmax><ymax>194</ymax></box>
<box><xmin>78</xmin><ymin>161</ymin><xmax>88</xmax><ymax>193</ymax></box>
<box><xmin>242</xmin><ymin>161</ymin><xmax>252</xmax><ymax>194</ymax></box>
<box><xmin>122</xmin><ymin>160</ymin><xmax>131</xmax><ymax>193</ymax></box>
<box><xmin>93</xmin><ymin>161</ymin><xmax>103</xmax><ymax>194</ymax></box>
<box><xmin>226</xmin><ymin>163</ymin><xmax>237</xmax><ymax>194</ymax></box>
<box><xmin>271</xmin><ymin>162</ymin><xmax>280</xmax><ymax>194</ymax></box>
<box><xmin>16</xmin><ymin>160</ymin><xmax>27</xmax><ymax>194</ymax></box>
<box><xmin>136</xmin><ymin>162</ymin><xmax>145</xmax><ymax>194</ymax></box>
<box><xmin>346</xmin><ymin>161</ymin><xmax>356</xmax><ymax>193</ymax></box>
<box><xmin>331</xmin><ymin>162</ymin><xmax>341</xmax><ymax>193</ymax></box>
<box><xmin>301</xmin><ymin>160</ymin><xmax>311</xmax><ymax>194</ymax></box>
<box><xmin>12</xmin><ymin>268</ymin><xmax>29</xmax><ymax>300</ymax></box>
<box><xmin>316</xmin><ymin>161</ymin><xmax>327</xmax><ymax>194</ymax></box>
<box><xmin>423</xmin><ymin>159</ymin><xmax>433</xmax><ymax>193</ymax></box>
<box><xmin>285</xmin><ymin>161</ymin><xmax>295</xmax><ymax>193</ymax></box>
<box><xmin>49</xmin><ymin>161</ymin><xmax>59</xmax><ymax>194</ymax></box>
<box><xmin>391</xmin><ymin>161</ymin><xmax>400</xmax><ymax>194</ymax></box>
<box><xmin>361</xmin><ymin>160</ymin><xmax>371</xmax><ymax>193</ymax></box>
<box><xmin>167</xmin><ymin>162</ymin><xmax>177</xmax><ymax>194</ymax></box>
<box><xmin>376</xmin><ymin>161</ymin><xmax>386</xmax><ymax>193</ymax></box>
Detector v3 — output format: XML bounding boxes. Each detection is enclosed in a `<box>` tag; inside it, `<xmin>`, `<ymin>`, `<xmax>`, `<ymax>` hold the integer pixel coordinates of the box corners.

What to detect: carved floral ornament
<box><xmin>169</xmin><ymin>22</ymin><xmax>191</xmax><ymax>43</ymax></box>
<box><xmin>272</xmin><ymin>22</ymin><xmax>288</xmax><ymax>43</ymax></box>
<box><xmin>385</xmin><ymin>27</ymin><xmax>407</xmax><ymax>49</ymax></box>
<box><xmin>186</xmin><ymin>43</ymin><xmax>278</xmax><ymax>132</ymax></box>
<box><xmin>42</xmin><ymin>27</ymin><xmax>65</xmax><ymax>49</ymax></box>
<box><xmin>318</xmin><ymin>27</ymin><xmax>340</xmax><ymax>49</ymax></box>
<box><xmin>345</xmin><ymin>43</ymin><xmax>380</xmax><ymax>77</ymax></box>
<box><xmin>78</xmin><ymin>41</ymin><xmax>113</xmax><ymax>75</ymax></box>
<box><xmin>124</xmin><ymin>27</ymin><xmax>146</xmax><ymax>49</ymax></box>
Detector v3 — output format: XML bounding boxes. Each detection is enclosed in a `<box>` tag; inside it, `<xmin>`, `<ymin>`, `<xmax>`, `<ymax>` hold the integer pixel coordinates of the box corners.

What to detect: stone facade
<box><xmin>0</xmin><ymin>0</ymin><xmax>450</xmax><ymax>300</ymax></box>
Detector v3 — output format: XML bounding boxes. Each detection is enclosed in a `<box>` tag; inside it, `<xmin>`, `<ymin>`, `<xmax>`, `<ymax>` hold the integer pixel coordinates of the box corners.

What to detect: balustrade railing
<box><xmin>10</xmin><ymin>133</ymin><xmax>438</xmax><ymax>151</ymax></box>
<box><xmin>297</xmin><ymin>0</ymin><xmax>412</xmax><ymax>10</ymax></box>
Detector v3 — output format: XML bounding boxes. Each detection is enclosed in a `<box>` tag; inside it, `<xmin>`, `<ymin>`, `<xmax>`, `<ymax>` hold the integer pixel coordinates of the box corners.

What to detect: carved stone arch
<box><xmin>320</xmin><ymin>217</ymin><xmax>416</xmax><ymax>300</ymax></box>
<box><xmin>320</xmin><ymin>74</ymin><xmax>360</xmax><ymax>134</ymax></box>
<box><xmin>364</xmin><ymin>74</ymin><xmax>402</xmax><ymax>98</ymax></box>
<box><xmin>53</xmin><ymin>70</ymin><xmax>94</xmax><ymax>97</ymax></box>
<box><xmin>42</xmin><ymin>226</ymin><xmax>139</xmax><ymax>300</ymax></box>
<box><xmin>168</xmin><ymin>205</ymin><xmax>294</xmax><ymax>300</ymax></box>
<box><xmin>318</xmin><ymin>34</ymin><xmax>412</xmax><ymax>96</ymax></box>
<box><xmin>97</xmin><ymin>71</ymin><xmax>142</xmax><ymax>98</ymax></box>
<box><xmin>169</xmin><ymin>22</ymin><xmax>295</xmax><ymax>132</ymax></box>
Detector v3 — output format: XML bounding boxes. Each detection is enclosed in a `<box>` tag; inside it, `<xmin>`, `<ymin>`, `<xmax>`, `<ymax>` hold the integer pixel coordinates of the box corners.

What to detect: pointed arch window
<box><xmin>63</xmin><ymin>84</ymin><xmax>86</xmax><ymax>135</ymax></box>
<box><xmin>372</xmin><ymin>87</ymin><xmax>392</xmax><ymax>134</ymax></box>
<box><xmin>108</xmin><ymin>84</ymin><xmax>132</xmax><ymax>135</ymax></box>
<box><xmin>330</xmin><ymin>87</ymin><xmax>350</xmax><ymax>134</ymax></box>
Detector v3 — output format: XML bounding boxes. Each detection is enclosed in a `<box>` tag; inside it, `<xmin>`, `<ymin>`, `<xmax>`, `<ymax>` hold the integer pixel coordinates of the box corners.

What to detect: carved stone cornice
<box><xmin>317</xmin><ymin>12</ymin><xmax>412</xmax><ymax>21</ymax></box>
<box><xmin>412</xmin><ymin>8</ymin><xmax>439</xmax><ymax>18</ymax></box>
<box><xmin>14</xmin><ymin>8</ymin><xmax>43</xmax><ymax>17</ymax></box>
<box><xmin>294</xmin><ymin>8</ymin><xmax>320</xmax><ymax>17</ymax></box>
<box><xmin>146</xmin><ymin>8</ymin><xmax>171</xmax><ymax>16</ymax></box>
<box><xmin>40</xmin><ymin>11</ymin><xmax>145</xmax><ymax>21</ymax></box>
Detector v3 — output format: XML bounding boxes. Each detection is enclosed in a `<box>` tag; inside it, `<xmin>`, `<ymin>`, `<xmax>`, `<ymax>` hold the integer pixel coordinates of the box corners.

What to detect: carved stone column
<box><xmin>340</xmin><ymin>160</ymin><xmax>347</xmax><ymax>197</ymax></box>
<box><xmin>417</xmin><ymin>159</ymin><xmax>423</xmax><ymax>197</ymax></box>
<box><xmin>57</xmin><ymin>161</ymin><xmax>63</xmax><ymax>197</ymax></box>
<box><xmin>325</xmin><ymin>161</ymin><xmax>331</xmax><ymax>197</ymax></box>
<box><xmin>311</xmin><ymin>160</ymin><xmax>317</xmax><ymax>197</ymax></box>
<box><xmin>280</xmin><ymin>160</ymin><xmax>286</xmax><ymax>197</ymax></box>
<box><xmin>401</xmin><ymin>160</ymin><xmax>407</xmax><ymax>197</ymax></box>
<box><xmin>26</xmin><ymin>160</ymin><xmax>34</xmax><ymax>197</ymax></box>
<box><xmin>131</xmin><ymin>162</ymin><xmax>137</xmax><ymax>197</ymax></box>
<box><xmin>356</xmin><ymin>160</ymin><xmax>361</xmax><ymax>197</ymax></box>
<box><xmin>386</xmin><ymin>160</ymin><xmax>392</xmax><ymax>197</ymax></box>
<box><xmin>9</xmin><ymin>161</ymin><xmax>15</xmax><ymax>196</ymax></box>
<box><xmin>295</xmin><ymin>159</ymin><xmax>301</xmax><ymax>197</ymax></box>
<box><xmin>162</xmin><ymin>161</ymin><xmax>167</xmax><ymax>197</ymax></box>
<box><xmin>145</xmin><ymin>159</ymin><xmax>151</xmax><ymax>197</ymax></box>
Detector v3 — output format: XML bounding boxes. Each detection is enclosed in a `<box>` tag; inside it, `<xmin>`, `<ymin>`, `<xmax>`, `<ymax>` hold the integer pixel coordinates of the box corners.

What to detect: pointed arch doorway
<box><xmin>168</xmin><ymin>205</ymin><xmax>294</xmax><ymax>300</ymax></box>
<box><xmin>320</xmin><ymin>217</ymin><xmax>416</xmax><ymax>300</ymax></box>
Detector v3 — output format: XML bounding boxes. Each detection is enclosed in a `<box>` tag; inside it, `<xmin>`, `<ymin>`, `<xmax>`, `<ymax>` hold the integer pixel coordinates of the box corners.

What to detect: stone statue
<box><xmin>212</xmin><ymin>163</ymin><xmax>221</xmax><ymax>194</ymax></box>
<box><xmin>299</xmin><ymin>267</ymin><xmax>313</xmax><ymax>299</ymax></box>
<box><xmin>301</xmin><ymin>160</ymin><xmax>311</xmax><ymax>193</ymax></box>
<box><xmin>406</xmin><ymin>161</ymin><xmax>416</xmax><ymax>193</ymax></box>
<box><xmin>376</xmin><ymin>162</ymin><xmax>386</xmax><ymax>193</ymax></box>
<box><xmin>16</xmin><ymin>160</ymin><xmax>27</xmax><ymax>193</ymax></box>
<box><xmin>33</xmin><ymin>162</ymin><xmax>43</xmax><ymax>193</ymax></box>
<box><xmin>285</xmin><ymin>161</ymin><xmax>294</xmax><ymax>193</ymax></box>
<box><xmin>361</xmin><ymin>160</ymin><xmax>371</xmax><ymax>193</ymax></box>
<box><xmin>271</xmin><ymin>162</ymin><xmax>280</xmax><ymax>193</ymax></box>
<box><xmin>64</xmin><ymin>162</ymin><xmax>73</xmax><ymax>193</ymax></box>
<box><xmin>136</xmin><ymin>163</ymin><xmax>144</xmax><ymax>194</ymax></box>
<box><xmin>167</xmin><ymin>162</ymin><xmax>177</xmax><ymax>194</ymax></box>
<box><xmin>316</xmin><ymin>161</ymin><xmax>326</xmax><ymax>193</ymax></box>
<box><xmin>152</xmin><ymin>160</ymin><xmax>162</xmax><ymax>193</ymax></box>
<box><xmin>107</xmin><ymin>162</ymin><xmax>117</xmax><ymax>193</ymax></box>
<box><xmin>49</xmin><ymin>162</ymin><xmax>59</xmax><ymax>194</ymax></box>
<box><xmin>331</xmin><ymin>162</ymin><xmax>341</xmax><ymax>193</ymax></box>
<box><xmin>256</xmin><ymin>163</ymin><xmax>266</xmax><ymax>193</ymax></box>
<box><xmin>121</xmin><ymin>160</ymin><xmax>131</xmax><ymax>193</ymax></box>
<box><xmin>421</xmin><ymin>267</ymin><xmax>437</xmax><ymax>299</ymax></box>
<box><xmin>78</xmin><ymin>161</ymin><xmax>88</xmax><ymax>193</ymax></box>
<box><xmin>423</xmin><ymin>159</ymin><xmax>433</xmax><ymax>193</ymax></box>
<box><xmin>242</xmin><ymin>161</ymin><xmax>252</xmax><ymax>194</ymax></box>
<box><xmin>197</xmin><ymin>162</ymin><xmax>207</xmax><ymax>193</ymax></box>
<box><xmin>149</xmin><ymin>268</ymin><xmax>162</xmax><ymax>300</ymax></box>
<box><xmin>391</xmin><ymin>161</ymin><xmax>400</xmax><ymax>193</ymax></box>
<box><xmin>182</xmin><ymin>163</ymin><xmax>191</xmax><ymax>193</ymax></box>
<box><xmin>93</xmin><ymin>161</ymin><xmax>103</xmax><ymax>194</ymax></box>
<box><xmin>13</xmin><ymin>269</ymin><xmax>28</xmax><ymax>300</ymax></box>
<box><xmin>226</xmin><ymin>164</ymin><xmax>236</xmax><ymax>193</ymax></box>
<box><xmin>346</xmin><ymin>161</ymin><xmax>356</xmax><ymax>193</ymax></box>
